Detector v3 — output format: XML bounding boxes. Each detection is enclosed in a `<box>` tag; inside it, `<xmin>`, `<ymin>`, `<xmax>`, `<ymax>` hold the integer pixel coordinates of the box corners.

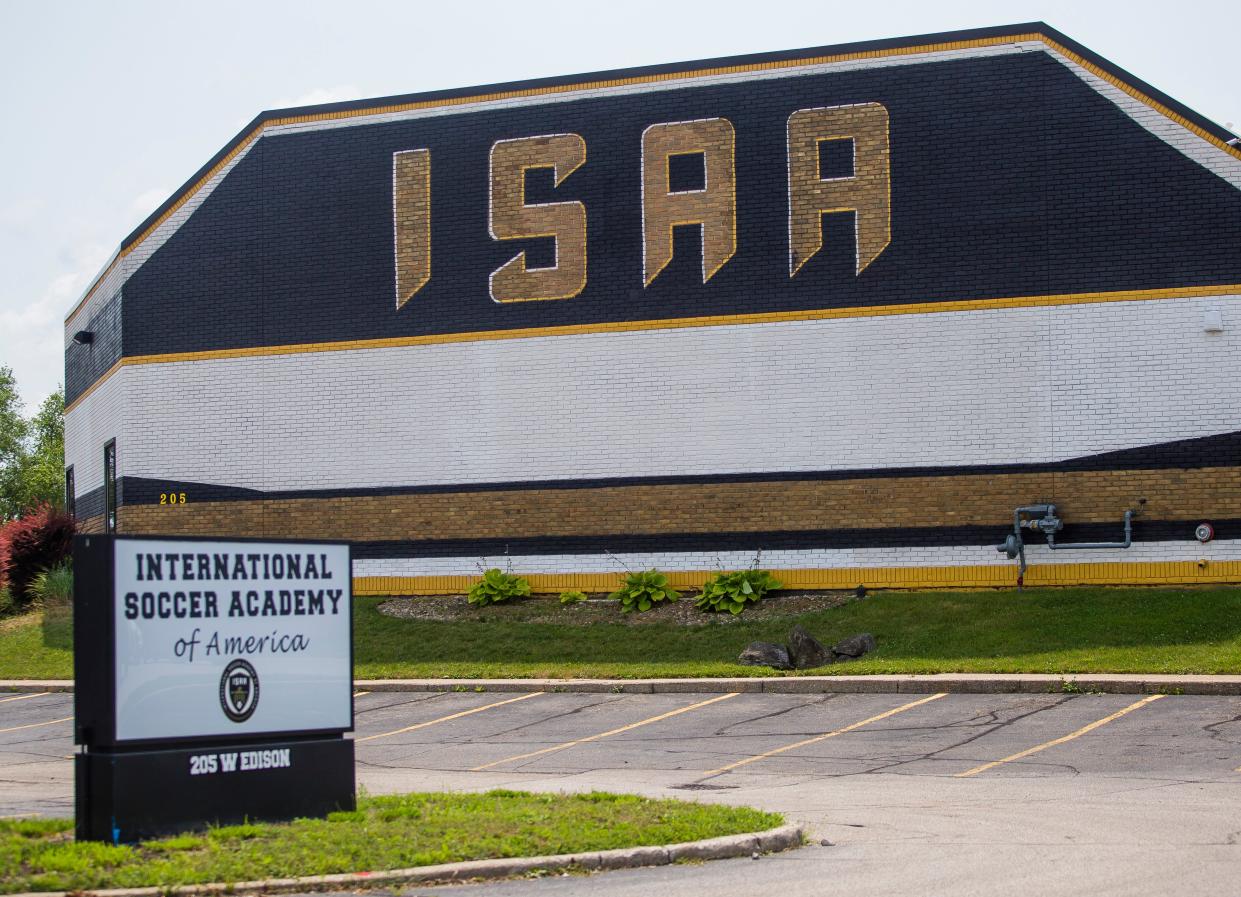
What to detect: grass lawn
<box><xmin>1</xmin><ymin>791</ymin><xmax>781</xmax><ymax>893</ymax></box>
<box><xmin>4</xmin><ymin>587</ymin><xmax>1241</xmax><ymax>679</ymax></box>
<box><xmin>0</xmin><ymin>611</ymin><xmax>72</xmax><ymax>679</ymax></box>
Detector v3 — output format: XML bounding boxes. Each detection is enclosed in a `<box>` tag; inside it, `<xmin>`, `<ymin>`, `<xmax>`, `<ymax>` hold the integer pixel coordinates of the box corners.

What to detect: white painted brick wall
<box><xmin>354</xmin><ymin>538</ymin><xmax>1241</xmax><ymax>579</ymax></box>
<box><xmin>63</xmin><ymin>293</ymin><xmax>1241</xmax><ymax>575</ymax></box>
<box><xmin>76</xmin><ymin>296</ymin><xmax>1238</xmax><ymax>492</ymax></box>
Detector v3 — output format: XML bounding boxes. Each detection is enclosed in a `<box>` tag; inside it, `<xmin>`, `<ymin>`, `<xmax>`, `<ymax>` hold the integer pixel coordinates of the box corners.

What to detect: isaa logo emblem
<box><xmin>219</xmin><ymin>659</ymin><xmax>260</xmax><ymax>722</ymax></box>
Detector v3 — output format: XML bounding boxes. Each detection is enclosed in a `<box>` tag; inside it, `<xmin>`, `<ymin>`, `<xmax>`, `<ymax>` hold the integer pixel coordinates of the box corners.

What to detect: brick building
<box><xmin>63</xmin><ymin>23</ymin><xmax>1241</xmax><ymax>594</ymax></box>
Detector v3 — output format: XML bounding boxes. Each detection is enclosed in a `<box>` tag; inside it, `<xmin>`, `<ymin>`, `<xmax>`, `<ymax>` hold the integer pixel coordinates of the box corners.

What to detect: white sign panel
<box><xmin>113</xmin><ymin>539</ymin><xmax>351</xmax><ymax>742</ymax></box>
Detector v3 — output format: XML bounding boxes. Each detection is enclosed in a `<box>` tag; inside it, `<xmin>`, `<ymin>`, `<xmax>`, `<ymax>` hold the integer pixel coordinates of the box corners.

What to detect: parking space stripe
<box><xmin>0</xmin><ymin>716</ymin><xmax>73</xmax><ymax>735</ymax></box>
<box><xmin>701</xmin><ymin>692</ymin><xmax>948</xmax><ymax>777</ymax></box>
<box><xmin>0</xmin><ymin>693</ymin><xmax>50</xmax><ymax>704</ymax></box>
<box><xmin>955</xmin><ymin>694</ymin><xmax>1166</xmax><ymax>778</ymax></box>
<box><xmin>353</xmin><ymin>691</ymin><xmax>370</xmax><ymax>698</ymax></box>
<box><xmin>471</xmin><ymin>693</ymin><xmax>739</xmax><ymax>771</ymax></box>
<box><xmin>356</xmin><ymin>692</ymin><xmax>542</xmax><ymax>742</ymax></box>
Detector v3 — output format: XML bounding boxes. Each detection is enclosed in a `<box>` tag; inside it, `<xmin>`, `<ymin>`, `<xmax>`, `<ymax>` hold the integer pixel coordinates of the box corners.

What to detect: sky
<box><xmin>0</xmin><ymin>0</ymin><xmax>1237</xmax><ymax>413</ymax></box>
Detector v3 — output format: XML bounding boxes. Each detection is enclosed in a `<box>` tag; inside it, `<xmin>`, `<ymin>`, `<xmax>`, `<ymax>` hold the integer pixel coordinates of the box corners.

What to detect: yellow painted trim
<box><xmin>703</xmin><ymin>693</ymin><xmax>946</xmax><ymax>777</ymax></box>
<box><xmin>63</xmin><ymin>30</ymin><xmax>1241</xmax><ymax>328</ymax></box>
<box><xmin>357</xmin><ymin>692</ymin><xmax>542</xmax><ymax>742</ymax></box>
<box><xmin>62</xmin><ymin>283</ymin><xmax>1241</xmax><ymax>415</ymax></box>
<box><xmin>0</xmin><ymin>716</ymin><xmax>73</xmax><ymax>736</ymax></box>
<box><xmin>955</xmin><ymin>694</ymin><xmax>1165</xmax><ymax>777</ymax></box>
<box><xmin>353</xmin><ymin>560</ymin><xmax>1241</xmax><ymax>596</ymax></box>
<box><xmin>66</xmin><ymin>358</ymin><xmax>123</xmax><ymax>413</ymax></box>
<box><xmin>1042</xmin><ymin>38</ymin><xmax>1241</xmax><ymax>165</ymax></box>
<box><xmin>470</xmin><ymin>693</ymin><xmax>738</xmax><ymax>771</ymax></box>
<box><xmin>0</xmin><ymin>692</ymin><xmax>49</xmax><ymax>704</ymax></box>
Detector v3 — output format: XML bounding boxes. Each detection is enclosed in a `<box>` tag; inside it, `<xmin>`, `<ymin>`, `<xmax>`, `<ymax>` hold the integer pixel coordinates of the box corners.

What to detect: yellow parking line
<box><xmin>0</xmin><ymin>692</ymin><xmax>49</xmax><ymax>704</ymax></box>
<box><xmin>956</xmin><ymin>694</ymin><xmax>1165</xmax><ymax>778</ymax></box>
<box><xmin>472</xmin><ymin>693</ymin><xmax>740</xmax><ymax>771</ymax></box>
<box><xmin>702</xmin><ymin>692</ymin><xmax>948</xmax><ymax>777</ymax></box>
<box><xmin>353</xmin><ymin>691</ymin><xmax>370</xmax><ymax>698</ymax></box>
<box><xmin>0</xmin><ymin>716</ymin><xmax>73</xmax><ymax>735</ymax></box>
<box><xmin>357</xmin><ymin>692</ymin><xmax>542</xmax><ymax>742</ymax></box>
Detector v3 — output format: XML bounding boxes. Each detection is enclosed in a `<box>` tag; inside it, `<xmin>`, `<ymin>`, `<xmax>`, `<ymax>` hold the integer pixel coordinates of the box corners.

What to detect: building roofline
<box><xmin>66</xmin><ymin>22</ymin><xmax>1240</xmax><ymax>325</ymax></box>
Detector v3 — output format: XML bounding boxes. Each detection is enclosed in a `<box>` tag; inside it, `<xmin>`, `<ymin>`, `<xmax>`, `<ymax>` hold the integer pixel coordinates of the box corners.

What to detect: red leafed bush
<box><xmin>0</xmin><ymin>504</ymin><xmax>75</xmax><ymax>606</ymax></box>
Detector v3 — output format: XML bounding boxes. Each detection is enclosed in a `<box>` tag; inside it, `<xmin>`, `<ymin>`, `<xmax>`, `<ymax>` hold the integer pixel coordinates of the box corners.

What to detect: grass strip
<box><xmin>6</xmin><ymin>586</ymin><xmax>1241</xmax><ymax>679</ymax></box>
<box><xmin>0</xmin><ymin>791</ymin><xmax>781</xmax><ymax>894</ymax></box>
<box><xmin>351</xmin><ymin>587</ymin><xmax>1241</xmax><ymax>677</ymax></box>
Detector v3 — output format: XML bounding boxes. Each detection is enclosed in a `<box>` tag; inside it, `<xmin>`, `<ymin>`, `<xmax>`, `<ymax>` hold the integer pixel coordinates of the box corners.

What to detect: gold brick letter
<box><xmin>393</xmin><ymin>149</ymin><xmax>431</xmax><ymax>309</ymax></box>
<box><xmin>489</xmin><ymin>133</ymin><xmax>587</xmax><ymax>303</ymax></box>
<box><xmin>787</xmin><ymin>103</ymin><xmax>890</xmax><ymax>276</ymax></box>
<box><xmin>642</xmin><ymin>118</ymin><xmax>736</xmax><ymax>285</ymax></box>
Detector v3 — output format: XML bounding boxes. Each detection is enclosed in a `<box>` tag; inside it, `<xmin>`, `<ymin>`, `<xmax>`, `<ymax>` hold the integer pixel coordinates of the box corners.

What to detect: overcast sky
<box><xmin>0</xmin><ymin>0</ymin><xmax>1237</xmax><ymax>412</ymax></box>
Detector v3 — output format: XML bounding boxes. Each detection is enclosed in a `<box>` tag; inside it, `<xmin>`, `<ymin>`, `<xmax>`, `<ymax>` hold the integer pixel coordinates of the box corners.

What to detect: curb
<box><xmin>6</xmin><ymin>822</ymin><xmax>804</xmax><ymax>897</ymax></box>
<box><xmin>354</xmin><ymin>674</ymin><xmax>1241</xmax><ymax>696</ymax></box>
<box><xmin>6</xmin><ymin>674</ymin><xmax>1241</xmax><ymax>695</ymax></box>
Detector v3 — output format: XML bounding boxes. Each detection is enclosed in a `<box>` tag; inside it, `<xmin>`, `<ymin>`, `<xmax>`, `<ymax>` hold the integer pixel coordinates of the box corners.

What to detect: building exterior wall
<box><xmin>63</xmin><ymin>25</ymin><xmax>1241</xmax><ymax>591</ymax></box>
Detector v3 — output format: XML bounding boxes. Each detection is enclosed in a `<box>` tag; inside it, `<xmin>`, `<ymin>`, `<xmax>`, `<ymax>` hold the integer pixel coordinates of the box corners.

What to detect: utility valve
<box><xmin>1021</xmin><ymin>509</ymin><xmax>1063</xmax><ymax>536</ymax></box>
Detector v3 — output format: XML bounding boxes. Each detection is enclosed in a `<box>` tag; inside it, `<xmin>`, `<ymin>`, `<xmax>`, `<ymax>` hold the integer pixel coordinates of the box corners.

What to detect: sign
<box><xmin>74</xmin><ymin>534</ymin><xmax>355</xmax><ymax>842</ymax></box>
<box><xmin>110</xmin><ymin>538</ymin><xmax>351</xmax><ymax>742</ymax></box>
<box><xmin>75</xmin><ymin>738</ymin><xmax>352</xmax><ymax>845</ymax></box>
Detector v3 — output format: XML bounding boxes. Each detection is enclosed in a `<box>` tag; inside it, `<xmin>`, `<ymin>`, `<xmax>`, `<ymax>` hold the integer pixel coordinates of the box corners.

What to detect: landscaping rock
<box><xmin>832</xmin><ymin>632</ymin><xmax>877</xmax><ymax>660</ymax></box>
<box><xmin>787</xmin><ymin>625</ymin><xmax>832</xmax><ymax>669</ymax></box>
<box><xmin>738</xmin><ymin>642</ymin><xmax>792</xmax><ymax>669</ymax></box>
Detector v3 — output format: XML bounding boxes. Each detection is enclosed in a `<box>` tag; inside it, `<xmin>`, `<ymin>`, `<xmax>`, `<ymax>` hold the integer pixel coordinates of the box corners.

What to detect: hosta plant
<box><xmin>467</xmin><ymin>568</ymin><xmax>532</xmax><ymax>606</ymax></box>
<box><xmin>695</xmin><ymin>569</ymin><xmax>782</xmax><ymax>615</ymax></box>
<box><xmin>609</xmin><ymin>570</ymin><xmax>680</xmax><ymax>613</ymax></box>
<box><xmin>559</xmin><ymin>590</ymin><xmax>589</xmax><ymax>604</ymax></box>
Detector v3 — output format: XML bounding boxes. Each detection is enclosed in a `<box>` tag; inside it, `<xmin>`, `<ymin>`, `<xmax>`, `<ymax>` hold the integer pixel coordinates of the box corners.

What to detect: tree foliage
<box><xmin>0</xmin><ymin>366</ymin><xmax>65</xmax><ymax>521</ymax></box>
<box><xmin>1</xmin><ymin>503</ymin><xmax>75</xmax><ymax>605</ymax></box>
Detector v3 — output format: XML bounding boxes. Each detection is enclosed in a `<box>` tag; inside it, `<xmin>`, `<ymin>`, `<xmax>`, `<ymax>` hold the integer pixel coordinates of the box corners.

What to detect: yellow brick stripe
<box><xmin>352</xmin><ymin>560</ymin><xmax>1241</xmax><ymax>596</ymax></box>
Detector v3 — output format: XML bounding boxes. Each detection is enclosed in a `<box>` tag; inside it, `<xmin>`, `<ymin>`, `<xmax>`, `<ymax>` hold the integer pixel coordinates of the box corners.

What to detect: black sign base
<box><xmin>76</xmin><ymin>736</ymin><xmax>354</xmax><ymax>842</ymax></box>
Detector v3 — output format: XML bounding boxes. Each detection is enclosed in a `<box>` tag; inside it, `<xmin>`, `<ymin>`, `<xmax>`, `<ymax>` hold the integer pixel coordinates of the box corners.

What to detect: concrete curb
<box><xmin>5</xmin><ymin>822</ymin><xmax>804</xmax><ymax>897</ymax></box>
<box><xmin>352</xmin><ymin>674</ymin><xmax>1241</xmax><ymax>696</ymax></box>
<box><xmin>6</xmin><ymin>674</ymin><xmax>1241</xmax><ymax>695</ymax></box>
<box><xmin>0</xmin><ymin>680</ymin><xmax>73</xmax><ymax>692</ymax></box>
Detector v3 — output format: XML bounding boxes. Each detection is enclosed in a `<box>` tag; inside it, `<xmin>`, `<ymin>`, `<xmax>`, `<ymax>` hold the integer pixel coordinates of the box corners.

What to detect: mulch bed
<box><xmin>377</xmin><ymin>590</ymin><xmax>857</xmax><ymax>626</ymax></box>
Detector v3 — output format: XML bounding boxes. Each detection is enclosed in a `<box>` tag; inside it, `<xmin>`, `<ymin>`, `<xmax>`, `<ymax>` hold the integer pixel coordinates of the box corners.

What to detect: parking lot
<box><xmin>5</xmin><ymin>687</ymin><xmax>1241</xmax><ymax>894</ymax></box>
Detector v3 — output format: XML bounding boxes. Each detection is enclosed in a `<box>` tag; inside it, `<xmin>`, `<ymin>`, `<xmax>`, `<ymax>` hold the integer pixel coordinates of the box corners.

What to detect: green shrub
<box><xmin>609</xmin><ymin>570</ymin><xmax>680</xmax><ymax>613</ymax></box>
<box><xmin>0</xmin><ymin>585</ymin><xmax>12</xmax><ymax>617</ymax></box>
<box><xmin>559</xmin><ymin>590</ymin><xmax>588</xmax><ymax>604</ymax></box>
<box><xmin>467</xmin><ymin>568</ymin><xmax>532</xmax><ymax>606</ymax></box>
<box><xmin>695</xmin><ymin>569</ymin><xmax>782</xmax><ymax>615</ymax></box>
<box><xmin>29</xmin><ymin>561</ymin><xmax>72</xmax><ymax>605</ymax></box>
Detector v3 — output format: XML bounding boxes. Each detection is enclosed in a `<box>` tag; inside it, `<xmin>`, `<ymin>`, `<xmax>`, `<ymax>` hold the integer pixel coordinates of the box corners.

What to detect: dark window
<box><xmin>667</xmin><ymin>152</ymin><xmax>706</xmax><ymax>192</ymax></box>
<box><xmin>818</xmin><ymin>137</ymin><xmax>854</xmax><ymax>180</ymax></box>
<box><xmin>104</xmin><ymin>440</ymin><xmax>116</xmax><ymax>534</ymax></box>
<box><xmin>65</xmin><ymin>467</ymin><xmax>75</xmax><ymax>518</ymax></box>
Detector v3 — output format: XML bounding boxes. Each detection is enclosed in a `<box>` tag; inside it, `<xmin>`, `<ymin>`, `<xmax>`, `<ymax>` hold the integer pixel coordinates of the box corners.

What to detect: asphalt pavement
<box><xmin>4</xmin><ymin>687</ymin><xmax>1241</xmax><ymax>895</ymax></box>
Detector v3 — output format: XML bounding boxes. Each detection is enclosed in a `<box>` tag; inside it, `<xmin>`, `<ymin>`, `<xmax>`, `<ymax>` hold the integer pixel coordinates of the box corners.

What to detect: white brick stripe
<box><xmin>353</xmin><ymin>538</ymin><xmax>1241</xmax><ymax>578</ymax></box>
<box><xmin>62</xmin><ymin>296</ymin><xmax>1239</xmax><ymax>494</ymax></box>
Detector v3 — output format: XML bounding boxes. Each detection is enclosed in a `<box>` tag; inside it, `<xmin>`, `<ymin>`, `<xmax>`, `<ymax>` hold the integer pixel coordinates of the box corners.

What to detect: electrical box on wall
<box><xmin>1203</xmin><ymin>306</ymin><xmax>1225</xmax><ymax>332</ymax></box>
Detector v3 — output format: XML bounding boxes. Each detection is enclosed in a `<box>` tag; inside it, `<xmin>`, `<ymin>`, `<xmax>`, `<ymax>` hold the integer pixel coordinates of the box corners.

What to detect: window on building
<box><xmin>65</xmin><ymin>466</ymin><xmax>75</xmax><ymax>518</ymax></box>
<box><xmin>103</xmin><ymin>441</ymin><xmax>116</xmax><ymax>534</ymax></box>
